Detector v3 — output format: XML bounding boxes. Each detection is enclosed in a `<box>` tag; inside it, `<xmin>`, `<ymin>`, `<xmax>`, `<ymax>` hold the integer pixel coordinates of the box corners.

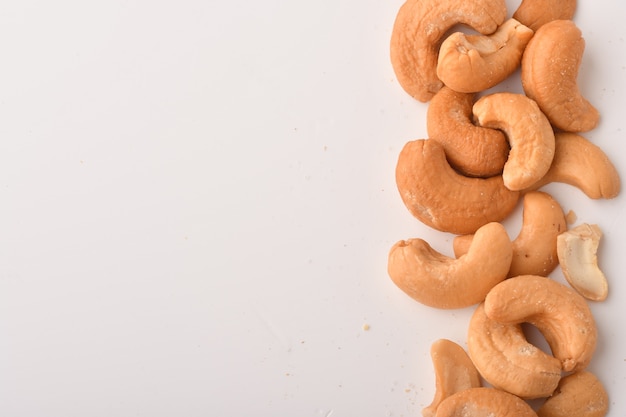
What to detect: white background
<box><xmin>0</xmin><ymin>0</ymin><xmax>624</xmax><ymax>416</ymax></box>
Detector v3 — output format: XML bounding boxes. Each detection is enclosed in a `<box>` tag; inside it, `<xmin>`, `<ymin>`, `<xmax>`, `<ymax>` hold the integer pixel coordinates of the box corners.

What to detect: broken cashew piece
<box><xmin>521</xmin><ymin>20</ymin><xmax>599</xmax><ymax>132</ymax></box>
<box><xmin>437</xmin><ymin>18</ymin><xmax>534</xmax><ymax>93</ymax></box>
<box><xmin>484</xmin><ymin>275</ymin><xmax>597</xmax><ymax>372</ymax></box>
<box><xmin>473</xmin><ymin>92</ymin><xmax>555</xmax><ymax>191</ymax></box>
<box><xmin>390</xmin><ymin>0</ymin><xmax>507</xmax><ymax>102</ymax></box>
<box><xmin>537</xmin><ymin>371</ymin><xmax>609</xmax><ymax>417</ymax></box>
<box><xmin>396</xmin><ymin>139</ymin><xmax>519</xmax><ymax>234</ymax></box>
<box><xmin>422</xmin><ymin>339</ymin><xmax>482</xmax><ymax>417</ymax></box>
<box><xmin>436</xmin><ymin>387</ymin><xmax>539</xmax><ymax>417</ymax></box>
<box><xmin>513</xmin><ymin>0</ymin><xmax>576</xmax><ymax>31</ymax></box>
<box><xmin>557</xmin><ymin>223</ymin><xmax>609</xmax><ymax>302</ymax></box>
<box><xmin>467</xmin><ymin>303</ymin><xmax>562</xmax><ymax>399</ymax></box>
<box><xmin>388</xmin><ymin>222</ymin><xmax>512</xmax><ymax>309</ymax></box>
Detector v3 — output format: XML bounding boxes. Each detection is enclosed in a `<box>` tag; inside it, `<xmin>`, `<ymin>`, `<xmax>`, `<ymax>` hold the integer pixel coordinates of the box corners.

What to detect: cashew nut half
<box><xmin>435</xmin><ymin>387</ymin><xmax>538</xmax><ymax>417</ymax></box>
<box><xmin>390</xmin><ymin>0</ymin><xmax>507</xmax><ymax>102</ymax></box>
<box><xmin>484</xmin><ymin>275</ymin><xmax>597</xmax><ymax>372</ymax></box>
<box><xmin>423</xmin><ymin>339</ymin><xmax>482</xmax><ymax>417</ymax></box>
<box><xmin>473</xmin><ymin>92</ymin><xmax>555</xmax><ymax>191</ymax></box>
<box><xmin>512</xmin><ymin>0</ymin><xmax>576</xmax><ymax>32</ymax></box>
<box><xmin>521</xmin><ymin>20</ymin><xmax>599</xmax><ymax>132</ymax></box>
<box><xmin>467</xmin><ymin>303</ymin><xmax>562</xmax><ymax>399</ymax></box>
<box><xmin>437</xmin><ymin>19</ymin><xmax>534</xmax><ymax>93</ymax></box>
<box><xmin>388</xmin><ymin>222</ymin><xmax>512</xmax><ymax>309</ymax></box>
<box><xmin>537</xmin><ymin>371</ymin><xmax>609</xmax><ymax>417</ymax></box>
<box><xmin>557</xmin><ymin>223</ymin><xmax>608</xmax><ymax>302</ymax></box>
<box><xmin>396</xmin><ymin>139</ymin><xmax>519</xmax><ymax>234</ymax></box>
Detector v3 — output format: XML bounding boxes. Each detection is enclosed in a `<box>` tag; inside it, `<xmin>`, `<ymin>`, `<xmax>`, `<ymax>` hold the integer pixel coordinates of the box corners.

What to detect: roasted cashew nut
<box><xmin>437</xmin><ymin>19</ymin><xmax>534</xmax><ymax>93</ymax></box>
<box><xmin>388</xmin><ymin>222</ymin><xmax>512</xmax><ymax>309</ymax></box>
<box><xmin>484</xmin><ymin>275</ymin><xmax>597</xmax><ymax>372</ymax></box>
<box><xmin>396</xmin><ymin>139</ymin><xmax>519</xmax><ymax>234</ymax></box>
<box><xmin>512</xmin><ymin>0</ymin><xmax>576</xmax><ymax>31</ymax></box>
<box><xmin>435</xmin><ymin>387</ymin><xmax>540</xmax><ymax>417</ymax></box>
<box><xmin>390</xmin><ymin>0</ymin><xmax>507</xmax><ymax>102</ymax></box>
<box><xmin>537</xmin><ymin>371</ymin><xmax>609</xmax><ymax>417</ymax></box>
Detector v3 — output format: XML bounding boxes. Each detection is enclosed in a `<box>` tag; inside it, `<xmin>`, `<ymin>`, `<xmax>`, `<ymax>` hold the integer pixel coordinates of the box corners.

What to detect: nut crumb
<box><xmin>362</xmin><ymin>323</ymin><xmax>370</xmax><ymax>331</ymax></box>
<box><xmin>566</xmin><ymin>209</ymin><xmax>577</xmax><ymax>224</ymax></box>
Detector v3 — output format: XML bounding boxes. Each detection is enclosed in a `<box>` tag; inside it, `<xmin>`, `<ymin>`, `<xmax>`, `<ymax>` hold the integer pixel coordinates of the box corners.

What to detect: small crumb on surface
<box><xmin>566</xmin><ymin>209</ymin><xmax>577</xmax><ymax>224</ymax></box>
<box><xmin>362</xmin><ymin>323</ymin><xmax>370</xmax><ymax>331</ymax></box>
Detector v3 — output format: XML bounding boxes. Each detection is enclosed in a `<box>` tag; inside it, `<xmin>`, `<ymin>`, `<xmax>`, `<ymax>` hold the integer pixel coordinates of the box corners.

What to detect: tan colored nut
<box><xmin>525</xmin><ymin>132</ymin><xmax>621</xmax><ymax>199</ymax></box>
<box><xmin>423</xmin><ymin>339</ymin><xmax>482</xmax><ymax>417</ymax></box>
<box><xmin>484</xmin><ymin>275</ymin><xmax>597</xmax><ymax>372</ymax></box>
<box><xmin>512</xmin><ymin>0</ymin><xmax>576</xmax><ymax>31</ymax></box>
<box><xmin>388</xmin><ymin>222</ymin><xmax>512</xmax><ymax>309</ymax></box>
<box><xmin>389</xmin><ymin>0</ymin><xmax>507</xmax><ymax>102</ymax></box>
<box><xmin>437</xmin><ymin>19</ymin><xmax>534</xmax><ymax>93</ymax></box>
<box><xmin>537</xmin><ymin>371</ymin><xmax>609</xmax><ymax>417</ymax></box>
<box><xmin>454</xmin><ymin>191</ymin><xmax>566</xmax><ymax>277</ymax></box>
<box><xmin>467</xmin><ymin>303</ymin><xmax>562</xmax><ymax>399</ymax></box>
<box><xmin>396</xmin><ymin>139</ymin><xmax>519</xmax><ymax>234</ymax></box>
<box><xmin>435</xmin><ymin>387</ymin><xmax>539</xmax><ymax>417</ymax></box>
<box><xmin>557</xmin><ymin>223</ymin><xmax>608</xmax><ymax>302</ymax></box>
<box><xmin>473</xmin><ymin>92</ymin><xmax>555</xmax><ymax>191</ymax></box>
<box><xmin>521</xmin><ymin>20</ymin><xmax>599</xmax><ymax>132</ymax></box>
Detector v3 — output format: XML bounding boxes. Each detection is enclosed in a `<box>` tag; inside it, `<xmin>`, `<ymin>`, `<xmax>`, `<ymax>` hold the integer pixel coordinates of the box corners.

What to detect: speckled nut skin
<box><xmin>537</xmin><ymin>371</ymin><xmax>609</xmax><ymax>417</ymax></box>
<box><xmin>521</xmin><ymin>20</ymin><xmax>599</xmax><ymax>132</ymax></box>
<box><xmin>467</xmin><ymin>303</ymin><xmax>562</xmax><ymax>399</ymax></box>
<box><xmin>437</xmin><ymin>19</ymin><xmax>534</xmax><ymax>93</ymax></box>
<box><xmin>513</xmin><ymin>0</ymin><xmax>576</xmax><ymax>31</ymax></box>
<box><xmin>435</xmin><ymin>387</ymin><xmax>539</xmax><ymax>417</ymax></box>
<box><xmin>395</xmin><ymin>139</ymin><xmax>519</xmax><ymax>234</ymax></box>
<box><xmin>473</xmin><ymin>92</ymin><xmax>555</xmax><ymax>191</ymax></box>
<box><xmin>426</xmin><ymin>87</ymin><xmax>509</xmax><ymax>177</ymax></box>
<box><xmin>390</xmin><ymin>0</ymin><xmax>507</xmax><ymax>102</ymax></box>
<box><xmin>484</xmin><ymin>275</ymin><xmax>597</xmax><ymax>372</ymax></box>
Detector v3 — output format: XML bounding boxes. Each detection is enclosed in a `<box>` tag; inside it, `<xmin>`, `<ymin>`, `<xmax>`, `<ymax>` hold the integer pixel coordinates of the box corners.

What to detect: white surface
<box><xmin>0</xmin><ymin>0</ymin><xmax>624</xmax><ymax>416</ymax></box>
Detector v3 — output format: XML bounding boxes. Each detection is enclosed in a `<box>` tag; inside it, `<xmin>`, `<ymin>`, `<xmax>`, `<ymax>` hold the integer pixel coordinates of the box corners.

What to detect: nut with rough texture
<box><xmin>537</xmin><ymin>371</ymin><xmax>609</xmax><ymax>417</ymax></box>
<box><xmin>437</xmin><ymin>19</ymin><xmax>534</xmax><ymax>93</ymax></box>
<box><xmin>396</xmin><ymin>139</ymin><xmax>519</xmax><ymax>234</ymax></box>
<box><xmin>390</xmin><ymin>0</ymin><xmax>507</xmax><ymax>102</ymax></box>
<box><xmin>513</xmin><ymin>0</ymin><xmax>576</xmax><ymax>31</ymax></box>
<box><xmin>388</xmin><ymin>222</ymin><xmax>512</xmax><ymax>309</ymax></box>
<box><xmin>435</xmin><ymin>387</ymin><xmax>539</xmax><ymax>417</ymax></box>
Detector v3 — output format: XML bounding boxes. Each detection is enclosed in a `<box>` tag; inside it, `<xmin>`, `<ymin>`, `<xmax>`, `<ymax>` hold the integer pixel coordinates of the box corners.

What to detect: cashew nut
<box><xmin>467</xmin><ymin>303</ymin><xmax>562</xmax><ymax>399</ymax></box>
<box><xmin>537</xmin><ymin>371</ymin><xmax>609</xmax><ymax>417</ymax></box>
<box><xmin>557</xmin><ymin>223</ymin><xmax>608</xmax><ymax>302</ymax></box>
<box><xmin>396</xmin><ymin>139</ymin><xmax>519</xmax><ymax>234</ymax></box>
<box><xmin>473</xmin><ymin>92</ymin><xmax>555</xmax><ymax>191</ymax></box>
<box><xmin>423</xmin><ymin>339</ymin><xmax>482</xmax><ymax>417</ymax></box>
<box><xmin>435</xmin><ymin>387</ymin><xmax>538</xmax><ymax>417</ymax></box>
<box><xmin>525</xmin><ymin>132</ymin><xmax>621</xmax><ymax>199</ymax></box>
<box><xmin>437</xmin><ymin>19</ymin><xmax>534</xmax><ymax>93</ymax></box>
<box><xmin>484</xmin><ymin>275</ymin><xmax>597</xmax><ymax>372</ymax></box>
<box><xmin>521</xmin><ymin>19</ymin><xmax>599</xmax><ymax>132</ymax></box>
<box><xmin>388</xmin><ymin>222</ymin><xmax>512</xmax><ymax>309</ymax></box>
<box><xmin>426</xmin><ymin>86</ymin><xmax>509</xmax><ymax>178</ymax></box>
<box><xmin>512</xmin><ymin>0</ymin><xmax>576</xmax><ymax>31</ymax></box>
<box><xmin>389</xmin><ymin>0</ymin><xmax>507</xmax><ymax>102</ymax></box>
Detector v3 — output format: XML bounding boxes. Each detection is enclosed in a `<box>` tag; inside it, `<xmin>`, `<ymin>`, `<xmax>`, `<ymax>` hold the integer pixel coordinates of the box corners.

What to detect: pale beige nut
<box><xmin>521</xmin><ymin>20</ymin><xmax>599</xmax><ymax>132</ymax></box>
<box><xmin>423</xmin><ymin>339</ymin><xmax>482</xmax><ymax>417</ymax></box>
<box><xmin>388</xmin><ymin>222</ymin><xmax>512</xmax><ymax>309</ymax></box>
<box><xmin>389</xmin><ymin>0</ymin><xmax>507</xmax><ymax>102</ymax></box>
<box><xmin>557</xmin><ymin>223</ymin><xmax>608</xmax><ymax>302</ymax></box>
<box><xmin>513</xmin><ymin>0</ymin><xmax>576</xmax><ymax>31</ymax></box>
<box><xmin>437</xmin><ymin>19</ymin><xmax>534</xmax><ymax>93</ymax></box>
<box><xmin>467</xmin><ymin>303</ymin><xmax>562</xmax><ymax>399</ymax></box>
<box><xmin>473</xmin><ymin>92</ymin><xmax>555</xmax><ymax>191</ymax></box>
<box><xmin>537</xmin><ymin>371</ymin><xmax>609</xmax><ymax>417</ymax></box>
<box><xmin>435</xmin><ymin>387</ymin><xmax>538</xmax><ymax>417</ymax></box>
<box><xmin>484</xmin><ymin>275</ymin><xmax>597</xmax><ymax>372</ymax></box>
<box><xmin>395</xmin><ymin>139</ymin><xmax>519</xmax><ymax>234</ymax></box>
<box><xmin>525</xmin><ymin>132</ymin><xmax>621</xmax><ymax>199</ymax></box>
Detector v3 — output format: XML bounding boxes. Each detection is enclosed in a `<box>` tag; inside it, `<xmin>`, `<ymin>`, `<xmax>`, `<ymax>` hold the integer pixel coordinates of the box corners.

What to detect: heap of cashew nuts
<box><xmin>387</xmin><ymin>0</ymin><xmax>620</xmax><ymax>415</ymax></box>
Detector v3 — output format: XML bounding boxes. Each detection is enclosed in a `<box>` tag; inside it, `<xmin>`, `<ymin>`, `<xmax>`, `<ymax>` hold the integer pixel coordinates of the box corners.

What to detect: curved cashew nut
<box><xmin>473</xmin><ymin>92</ymin><xmax>555</xmax><ymax>191</ymax></box>
<box><xmin>437</xmin><ymin>19</ymin><xmax>534</xmax><ymax>93</ymax></box>
<box><xmin>557</xmin><ymin>223</ymin><xmax>609</xmax><ymax>302</ymax></box>
<box><xmin>426</xmin><ymin>86</ymin><xmax>509</xmax><ymax>178</ymax></box>
<box><xmin>389</xmin><ymin>0</ymin><xmax>507</xmax><ymax>102</ymax></box>
<box><xmin>396</xmin><ymin>139</ymin><xmax>519</xmax><ymax>234</ymax></box>
<box><xmin>484</xmin><ymin>275</ymin><xmax>597</xmax><ymax>372</ymax></box>
<box><xmin>435</xmin><ymin>387</ymin><xmax>538</xmax><ymax>417</ymax></box>
<box><xmin>537</xmin><ymin>371</ymin><xmax>609</xmax><ymax>417</ymax></box>
<box><xmin>525</xmin><ymin>132</ymin><xmax>621</xmax><ymax>199</ymax></box>
<box><xmin>512</xmin><ymin>0</ymin><xmax>576</xmax><ymax>31</ymax></box>
<box><xmin>388</xmin><ymin>222</ymin><xmax>512</xmax><ymax>309</ymax></box>
<box><xmin>521</xmin><ymin>20</ymin><xmax>599</xmax><ymax>132</ymax></box>
<box><xmin>467</xmin><ymin>303</ymin><xmax>562</xmax><ymax>399</ymax></box>
<box><xmin>422</xmin><ymin>339</ymin><xmax>482</xmax><ymax>417</ymax></box>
